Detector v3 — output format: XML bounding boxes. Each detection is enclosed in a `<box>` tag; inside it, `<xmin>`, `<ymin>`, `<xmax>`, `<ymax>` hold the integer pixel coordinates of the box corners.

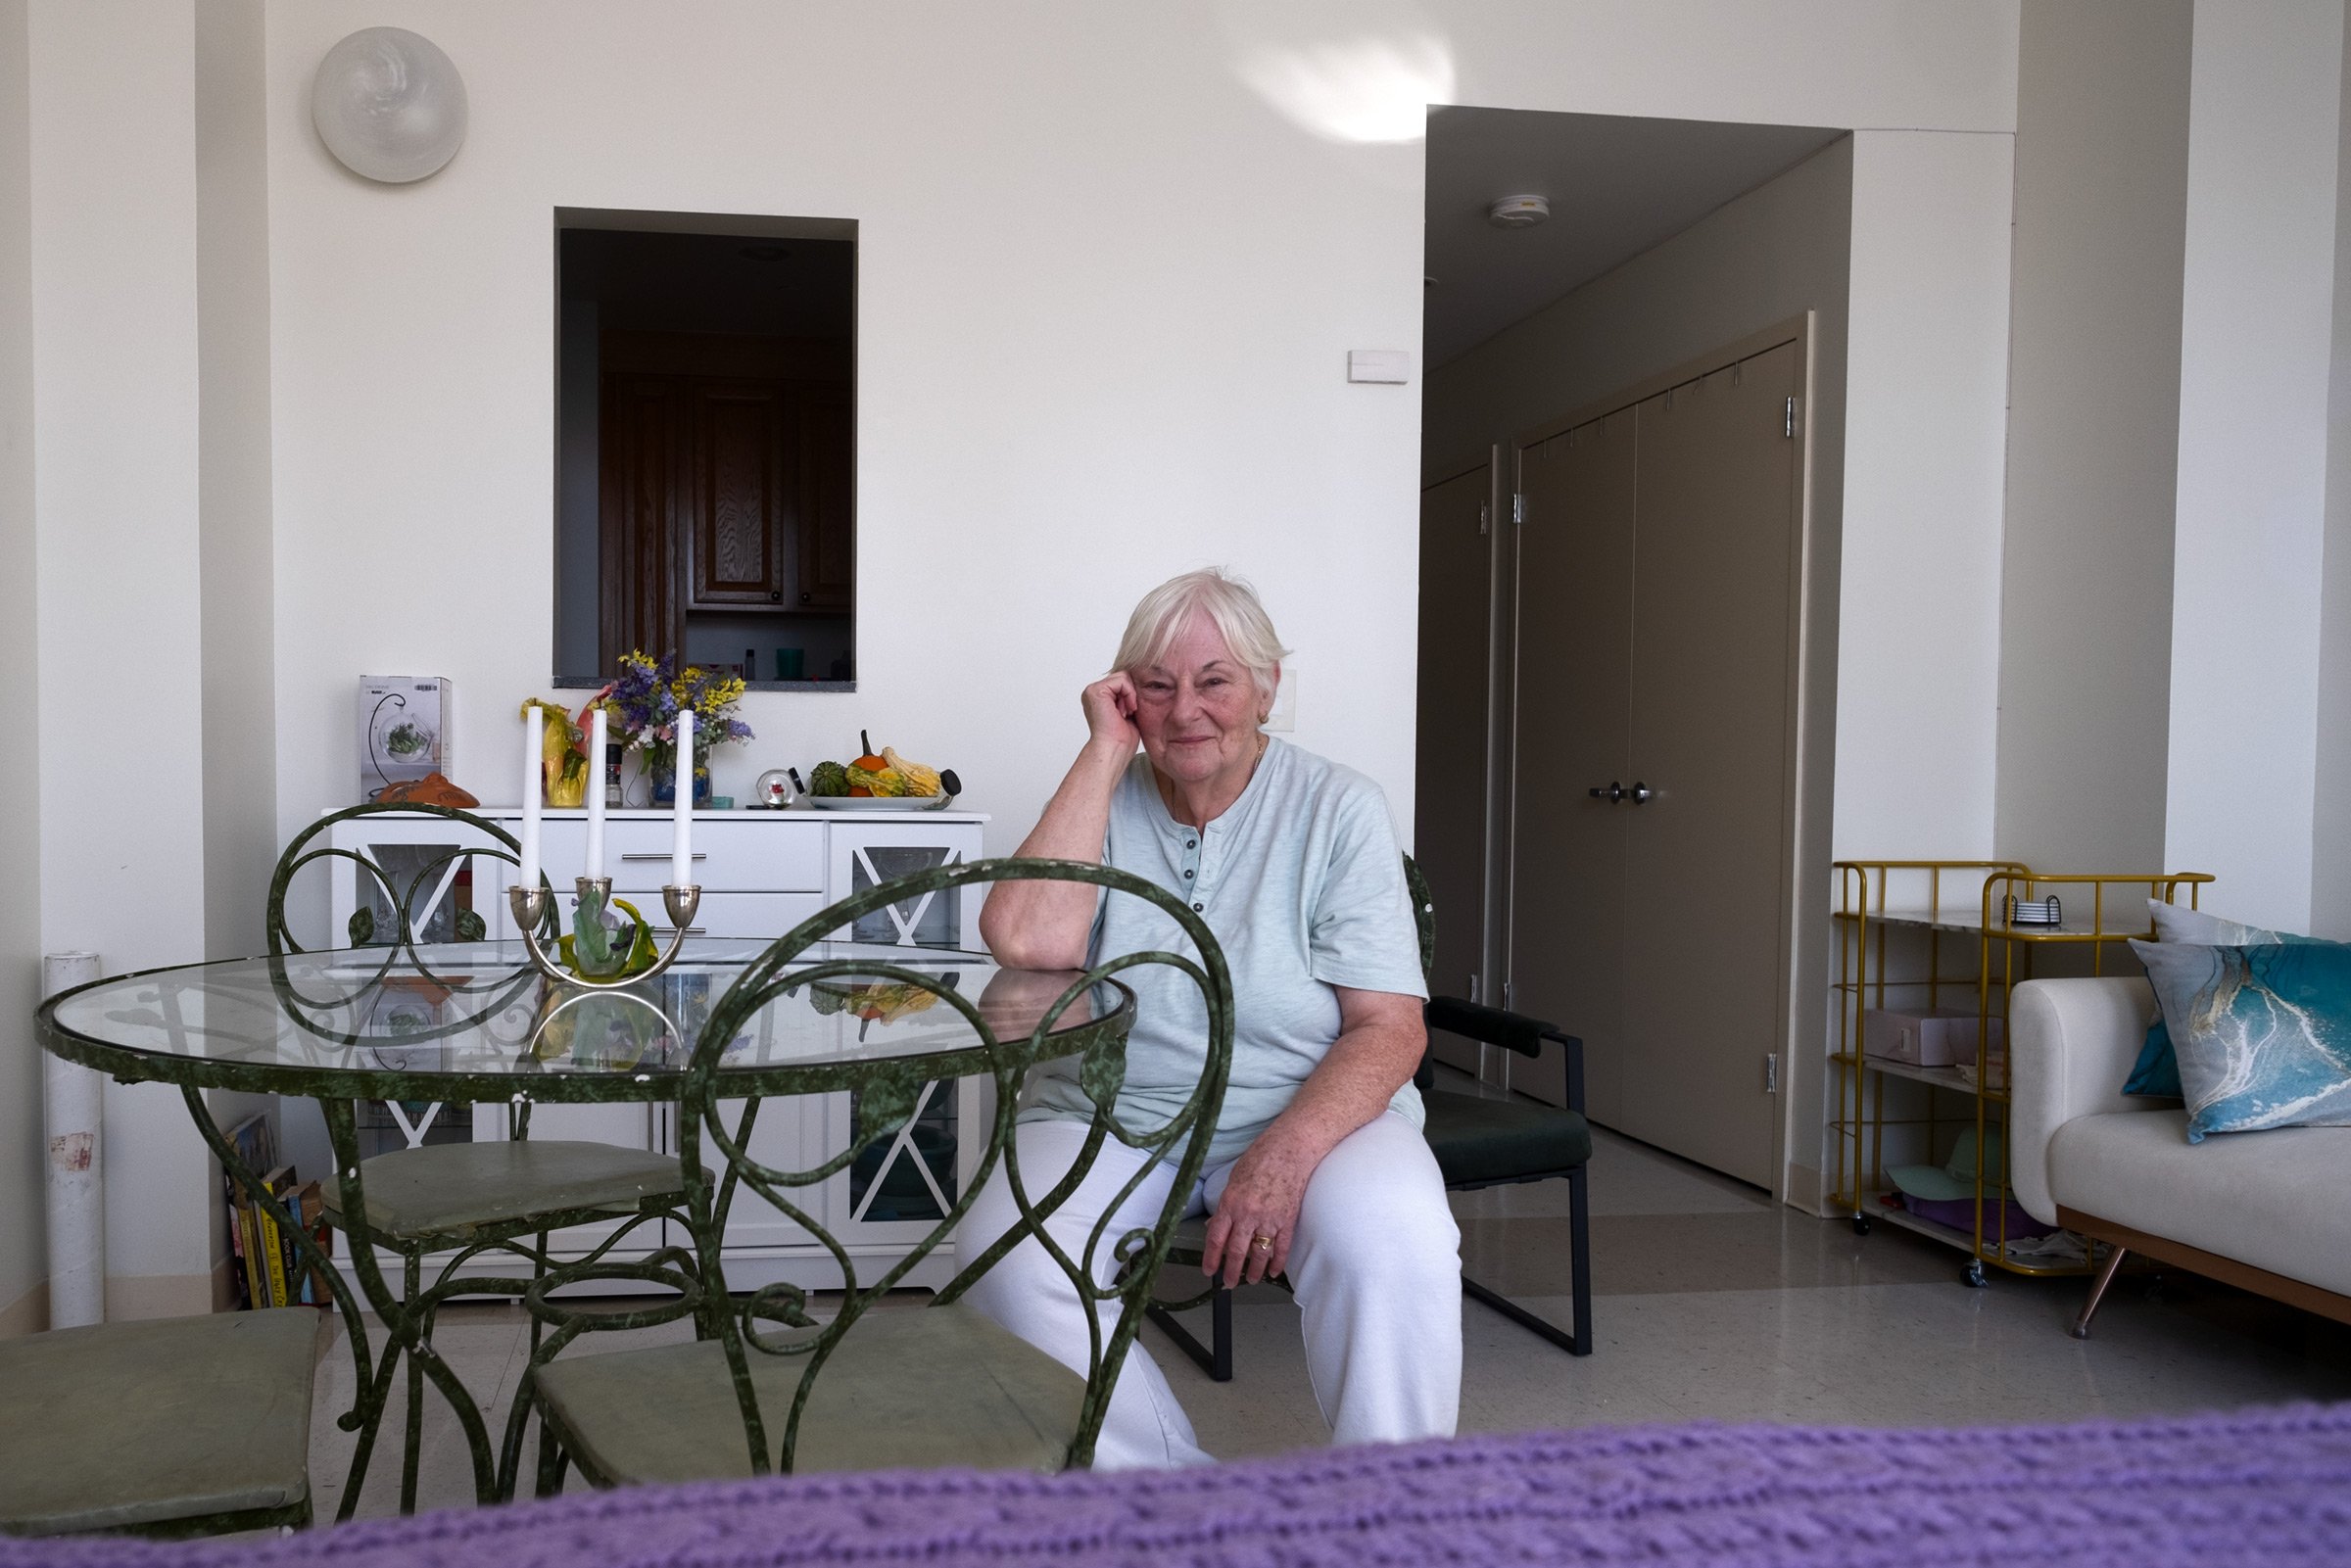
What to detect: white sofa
<box><xmin>2008</xmin><ymin>976</ymin><xmax>2351</xmax><ymax>1335</ymax></box>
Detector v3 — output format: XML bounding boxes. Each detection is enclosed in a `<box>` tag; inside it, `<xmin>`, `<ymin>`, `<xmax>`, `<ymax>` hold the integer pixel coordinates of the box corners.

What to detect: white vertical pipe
<box><xmin>42</xmin><ymin>951</ymin><xmax>105</xmax><ymax>1328</ymax></box>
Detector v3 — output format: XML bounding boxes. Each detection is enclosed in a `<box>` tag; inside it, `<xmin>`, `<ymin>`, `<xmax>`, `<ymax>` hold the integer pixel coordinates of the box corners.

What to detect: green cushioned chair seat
<box><xmin>1421</xmin><ymin>1088</ymin><xmax>1592</xmax><ymax>1188</ymax></box>
<box><xmin>0</xmin><ymin>1308</ymin><xmax>317</xmax><ymax>1537</ymax></box>
<box><xmin>324</xmin><ymin>1139</ymin><xmax>695</xmax><ymax>1239</ymax></box>
<box><xmin>535</xmin><ymin>1305</ymin><xmax>1083</xmax><ymax>1483</ymax></box>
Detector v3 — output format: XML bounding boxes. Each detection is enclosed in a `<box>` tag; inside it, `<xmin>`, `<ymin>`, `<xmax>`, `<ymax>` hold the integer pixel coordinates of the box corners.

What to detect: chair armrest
<box><xmin>2008</xmin><ymin>976</ymin><xmax>2159</xmax><ymax>1225</ymax></box>
<box><xmin>1422</xmin><ymin>996</ymin><xmax>1586</xmax><ymax>1116</ymax></box>
<box><xmin>1424</xmin><ymin>996</ymin><xmax>1557</xmax><ymax>1058</ymax></box>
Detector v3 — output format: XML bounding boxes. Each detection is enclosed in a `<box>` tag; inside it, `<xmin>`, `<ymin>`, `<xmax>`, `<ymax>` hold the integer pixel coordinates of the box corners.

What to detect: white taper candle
<box><xmin>672</xmin><ymin>707</ymin><xmax>695</xmax><ymax>886</ymax></box>
<box><xmin>519</xmin><ymin>705</ymin><xmax>543</xmax><ymax>896</ymax></box>
<box><xmin>585</xmin><ymin>705</ymin><xmax>608</xmax><ymax>879</ymax></box>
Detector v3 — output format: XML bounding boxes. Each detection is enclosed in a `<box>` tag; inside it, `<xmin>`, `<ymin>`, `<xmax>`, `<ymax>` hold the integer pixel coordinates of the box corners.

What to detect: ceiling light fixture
<box><xmin>1487</xmin><ymin>194</ymin><xmax>1551</xmax><ymax>230</ymax></box>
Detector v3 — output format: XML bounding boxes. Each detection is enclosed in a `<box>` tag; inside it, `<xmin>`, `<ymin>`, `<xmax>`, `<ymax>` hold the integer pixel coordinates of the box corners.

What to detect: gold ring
<box><xmin>1249</xmin><ymin>1233</ymin><xmax>1274</xmax><ymax>1252</ymax></box>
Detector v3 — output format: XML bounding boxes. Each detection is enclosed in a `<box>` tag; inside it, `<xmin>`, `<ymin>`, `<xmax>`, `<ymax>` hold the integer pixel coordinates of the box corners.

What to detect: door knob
<box><xmin>1628</xmin><ymin>782</ymin><xmax>1655</xmax><ymax>804</ymax></box>
<box><xmin>1588</xmin><ymin>782</ymin><xmax>1625</xmax><ymax>802</ymax></box>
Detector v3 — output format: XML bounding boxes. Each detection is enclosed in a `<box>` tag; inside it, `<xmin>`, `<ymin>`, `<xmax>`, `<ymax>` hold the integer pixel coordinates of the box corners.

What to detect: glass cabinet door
<box><xmin>822</xmin><ymin>823</ymin><xmax>984</xmax><ymax>1244</ymax></box>
<box><xmin>826</xmin><ymin>824</ymin><xmax>980</xmax><ymax>949</ymax></box>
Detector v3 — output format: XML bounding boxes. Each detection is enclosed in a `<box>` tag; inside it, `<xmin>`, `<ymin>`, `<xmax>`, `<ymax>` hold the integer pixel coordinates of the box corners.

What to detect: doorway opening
<box><xmin>553</xmin><ymin>210</ymin><xmax>857</xmax><ymax>689</ymax></box>
<box><xmin>1415</xmin><ymin>107</ymin><xmax>1849</xmax><ymax>1199</ymax></box>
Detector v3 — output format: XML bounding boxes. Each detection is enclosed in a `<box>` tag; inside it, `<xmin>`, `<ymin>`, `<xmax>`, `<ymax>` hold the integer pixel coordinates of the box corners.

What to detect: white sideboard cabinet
<box><xmin>306</xmin><ymin>805</ymin><xmax>989</xmax><ymax>1294</ymax></box>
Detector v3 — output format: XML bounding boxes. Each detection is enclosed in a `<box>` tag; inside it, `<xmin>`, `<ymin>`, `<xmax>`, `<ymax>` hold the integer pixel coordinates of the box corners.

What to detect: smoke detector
<box><xmin>1488</xmin><ymin>194</ymin><xmax>1551</xmax><ymax>229</ymax></box>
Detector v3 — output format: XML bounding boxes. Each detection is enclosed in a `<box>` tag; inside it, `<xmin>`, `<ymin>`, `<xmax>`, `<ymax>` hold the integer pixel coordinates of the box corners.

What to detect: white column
<box><xmin>29</xmin><ymin>0</ymin><xmax>214</xmax><ymax>1317</ymax></box>
<box><xmin>2166</xmin><ymin>0</ymin><xmax>2346</xmax><ymax>930</ymax></box>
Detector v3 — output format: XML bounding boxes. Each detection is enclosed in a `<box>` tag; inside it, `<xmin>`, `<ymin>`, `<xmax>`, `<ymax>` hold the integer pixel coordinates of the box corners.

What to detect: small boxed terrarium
<box><xmin>360</xmin><ymin>676</ymin><xmax>453</xmax><ymax>802</ymax></box>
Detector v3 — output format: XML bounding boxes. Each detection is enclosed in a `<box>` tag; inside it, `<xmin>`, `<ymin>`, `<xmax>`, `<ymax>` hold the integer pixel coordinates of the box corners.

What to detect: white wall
<box><xmin>2315</xmin><ymin>5</ymin><xmax>2351</xmax><ymax>942</ymax></box>
<box><xmin>2168</xmin><ymin>0</ymin><xmax>2346</xmax><ymax>931</ymax></box>
<box><xmin>0</xmin><ymin>0</ymin><xmax>45</xmax><ymax>1338</ymax></box>
<box><xmin>197</xmin><ymin>0</ymin><xmax>279</xmax><ymax>967</ymax></box>
<box><xmin>28</xmin><ymin>0</ymin><xmax>216</xmax><ymax>1316</ymax></box>
<box><xmin>257</xmin><ymin>0</ymin><xmax>2017</xmax><ymax>876</ymax></box>
<box><xmin>1834</xmin><ymin>131</ymin><xmax>2017</xmax><ymax>860</ymax></box>
<box><xmin>1995</xmin><ymin>0</ymin><xmax>2193</xmax><ymax>874</ymax></box>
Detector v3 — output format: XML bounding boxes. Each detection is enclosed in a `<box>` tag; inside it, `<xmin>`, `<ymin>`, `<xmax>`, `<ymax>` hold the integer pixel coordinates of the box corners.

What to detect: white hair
<box><xmin>1112</xmin><ymin>568</ymin><xmax>1291</xmax><ymax>704</ymax></box>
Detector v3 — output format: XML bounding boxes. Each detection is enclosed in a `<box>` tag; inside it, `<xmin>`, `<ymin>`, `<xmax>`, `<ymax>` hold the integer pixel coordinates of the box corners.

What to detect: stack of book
<box><xmin>221</xmin><ymin>1112</ymin><xmax>336</xmax><ymax>1309</ymax></box>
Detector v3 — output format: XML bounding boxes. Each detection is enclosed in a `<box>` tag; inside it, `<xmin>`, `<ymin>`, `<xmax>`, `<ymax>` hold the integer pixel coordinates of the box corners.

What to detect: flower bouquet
<box><xmin>592</xmin><ymin>651</ymin><xmax>754</xmax><ymax>805</ymax></box>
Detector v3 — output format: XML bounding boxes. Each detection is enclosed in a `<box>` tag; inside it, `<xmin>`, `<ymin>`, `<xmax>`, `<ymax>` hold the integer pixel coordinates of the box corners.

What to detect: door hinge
<box><xmin>1502</xmin><ymin>977</ymin><xmax>1513</xmax><ymax>1010</ymax></box>
<box><xmin>1477</xmin><ymin>502</ymin><xmax>1490</xmax><ymax>537</ymax></box>
<box><xmin>1765</xmin><ymin>1052</ymin><xmax>1781</xmax><ymax>1093</ymax></box>
<box><xmin>1511</xmin><ymin>494</ymin><xmax>1525</xmax><ymax>526</ymax></box>
<box><xmin>1468</xmin><ymin>973</ymin><xmax>1482</xmax><ymax>1005</ymax></box>
<box><xmin>1784</xmin><ymin>396</ymin><xmax>1797</xmax><ymax>439</ymax></box>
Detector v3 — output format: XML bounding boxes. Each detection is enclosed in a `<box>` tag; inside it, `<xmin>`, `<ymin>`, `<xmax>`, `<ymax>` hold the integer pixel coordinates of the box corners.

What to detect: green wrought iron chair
<box><xmin>1145</xmin><ymin>853</ymin><xmax>1593</xmax><ymax>1380</ymax></box>
<box><xmin>0</xmin><ymin>1309</ymin><xmax>320</xmax><ymax>1539</ymax></box>
<box><xmin>507</xmin><ymin>857</ymin><xmax>1232</xmax><ymax>1489</ymax></box>
<box><xmin>267</xmin><ymin>803</ymin><xmax>696</xmax><ymax>1516</ymax></box>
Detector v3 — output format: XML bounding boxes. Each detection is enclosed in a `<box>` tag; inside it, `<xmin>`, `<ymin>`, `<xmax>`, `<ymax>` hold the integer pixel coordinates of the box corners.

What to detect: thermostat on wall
<box><xmin>1348</xmin><ymin>350</ymin><xmax>1410</xmax><ymax>384</ymax></box>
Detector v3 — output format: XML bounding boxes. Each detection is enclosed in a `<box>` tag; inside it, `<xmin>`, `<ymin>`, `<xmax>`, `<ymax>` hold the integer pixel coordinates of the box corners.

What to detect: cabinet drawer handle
<box><xmin>621</xmin><ymin>852</ymin><xmax>706</xmax><ymax>861</ymax></box>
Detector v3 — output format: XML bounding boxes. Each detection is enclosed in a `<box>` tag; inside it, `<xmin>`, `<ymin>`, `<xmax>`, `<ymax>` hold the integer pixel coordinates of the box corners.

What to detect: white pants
<box><xmin>956</xmin><ymin>1110</ymin><xmax>1463</xmax><ymax>1468</ymax></box>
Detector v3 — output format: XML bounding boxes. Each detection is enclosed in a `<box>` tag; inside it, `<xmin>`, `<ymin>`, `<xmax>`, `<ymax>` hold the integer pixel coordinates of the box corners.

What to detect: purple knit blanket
<box><xmin>9</xmin><ymin>1404</ymin><xmax>2351</xmax><ymax>1567</ymax></box>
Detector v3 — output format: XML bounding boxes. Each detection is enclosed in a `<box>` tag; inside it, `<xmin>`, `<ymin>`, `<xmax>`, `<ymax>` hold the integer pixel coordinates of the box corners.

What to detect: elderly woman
<box><xmin>963</xmin><ymin>567</ymin><xmax>1462</xmax><ymax>1468</ymax></box>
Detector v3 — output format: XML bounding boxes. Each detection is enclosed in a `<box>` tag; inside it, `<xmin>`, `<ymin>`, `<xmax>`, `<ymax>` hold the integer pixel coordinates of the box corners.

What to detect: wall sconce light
<box><xmin>312</xmin><ymin>27</ymin><xmax>469</xmax><ymax>184</ymax></box>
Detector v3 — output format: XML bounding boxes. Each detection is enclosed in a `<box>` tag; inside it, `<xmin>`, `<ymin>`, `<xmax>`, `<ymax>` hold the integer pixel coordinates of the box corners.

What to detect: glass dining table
<box><xmin>33</xmin><ymin>937</ymin><xmax>1134</xmax><ymax>1511</ymax></box>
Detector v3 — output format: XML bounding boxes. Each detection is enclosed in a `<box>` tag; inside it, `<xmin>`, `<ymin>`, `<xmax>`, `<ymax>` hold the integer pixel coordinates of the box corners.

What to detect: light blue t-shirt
<box><xmin>1020</xmin><ymin>738</ymin><xmax>1428</xmax><ymax>1166</ymax></box>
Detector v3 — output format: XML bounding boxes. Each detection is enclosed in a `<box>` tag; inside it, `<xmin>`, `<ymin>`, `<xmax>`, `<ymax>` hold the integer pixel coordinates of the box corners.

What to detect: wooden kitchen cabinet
<box><xmin>794</xmin><ymin>383</ymin><xmax>853</xmax><ymax>611</ymax></box>
<box><xmin>686</xmin><ymin>380</ymin><xmax>795</xmax><ymax>611</ymax></box>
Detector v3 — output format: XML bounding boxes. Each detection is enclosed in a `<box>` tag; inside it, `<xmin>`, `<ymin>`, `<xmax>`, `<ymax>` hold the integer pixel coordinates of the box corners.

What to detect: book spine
<box><xmin>239</xmin><ymin>1199</ymin><xmax>268</xmax><ymax>1311</ymax></box>
<box><xmin>259</xmin><ymin>1199</ymin><xmax>290</xmax><ymax>1309</ymax></box>
<box><xmin>225</xmin><ymin>1187</ymin><xmax>247</xmax><ymax>1310</ymax></box>
<box><xmin>298</xmin><ymin>1183</ymin><xmax>330</xmax><ymax>1305</ymax></box>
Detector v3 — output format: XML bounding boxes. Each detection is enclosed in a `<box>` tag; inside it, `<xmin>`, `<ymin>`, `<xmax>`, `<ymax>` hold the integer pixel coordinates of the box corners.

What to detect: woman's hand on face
<box><xmin>1080</xmin><ymin>673</ymin><xmax>1143</xmax><ymax>753</ymax></box>
<box><xmin>1202</xmin><ymin>1133</ymin><xmax>1316</xmax><ymax>1286</ymax></box>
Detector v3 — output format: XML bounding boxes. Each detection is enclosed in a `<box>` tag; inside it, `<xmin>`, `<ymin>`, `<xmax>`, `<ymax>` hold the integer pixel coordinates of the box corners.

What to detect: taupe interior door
<box><xmin>1507</xmin><ymin>411</ymin><xmax>1635</xmax><ymax>1117</ymax></box>
<box><xmin>1503</xmin><ymin>336</ymin><xmax>1801</xmax><ymax>1191</ymax></box>
<box><xmin>1617</xmin><ymin>343</ymin><xmax>1799</xmax><ymax>1187</ymax></box>
<box><xmin>1415</xmin><ymin>460</ymin><xmax>1493</xmax><ymax>1077</ymax></box>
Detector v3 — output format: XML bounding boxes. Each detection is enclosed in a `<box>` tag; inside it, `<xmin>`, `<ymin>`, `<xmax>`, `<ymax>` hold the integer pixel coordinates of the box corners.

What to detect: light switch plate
<box><xmin>1266</xmin><ymin>662</ymin><xmax>1297</xmax><ymax>732</ymax></box>
<box><xmin>1347</xmin><ymin>349</ymin><xmax>1410</xmax><ymax>384</ymax></box>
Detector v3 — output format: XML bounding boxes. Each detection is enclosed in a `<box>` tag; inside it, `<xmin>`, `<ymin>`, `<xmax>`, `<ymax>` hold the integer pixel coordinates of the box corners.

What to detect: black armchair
<box><xmin>1145</xmin><ymin>858</ymin><xmax>1593</xmax><ymax>1380</ymax></box>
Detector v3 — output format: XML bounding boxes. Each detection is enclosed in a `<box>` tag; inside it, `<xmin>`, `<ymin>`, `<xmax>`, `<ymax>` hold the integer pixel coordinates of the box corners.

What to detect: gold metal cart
<box><xmin>1830</xmin><ymin>861</ymin><xmax>2213</xmax><ymax>1285</ymax></box>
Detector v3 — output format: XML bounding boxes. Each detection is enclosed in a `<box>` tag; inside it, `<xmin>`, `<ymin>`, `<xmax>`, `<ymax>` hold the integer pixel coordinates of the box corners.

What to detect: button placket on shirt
<box><xmin>1187</xmin><ymin>826</ymin><xmax>1220</xmax><ymax>913</ymax></box>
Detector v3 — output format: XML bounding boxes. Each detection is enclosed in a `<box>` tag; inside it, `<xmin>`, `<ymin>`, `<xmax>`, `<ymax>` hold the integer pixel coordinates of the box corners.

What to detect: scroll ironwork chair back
<box><xmin>522</xmin><ymin>856</ymin><xmax>1233</xmax><ymax>1482</ymax></box>
<box><xmin>265</xmin><ymin>801</ymin><xmax>558</xmax><ymax>960</ymax></box>
<box><xmin>263</xmin><ymin>802</ymin><xmax>679</xmax><ymax>1518</ymax></box>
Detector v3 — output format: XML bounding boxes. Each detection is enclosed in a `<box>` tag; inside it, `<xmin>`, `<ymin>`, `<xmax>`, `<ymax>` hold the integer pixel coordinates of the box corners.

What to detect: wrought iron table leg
<box><xmin>337</xmin><ymin>1331</ymin><xmax>406</xmax><ymax>1522</ymax></box>
<box><xmin>400</xmin><ymin>1252</ymin><xmax>429</xmax><ymax>1513</ymax></box>
<box><xmin>320</xmin><ymin>1098</ymin><xmax>501</xmax><ymax>1508</ymax></box>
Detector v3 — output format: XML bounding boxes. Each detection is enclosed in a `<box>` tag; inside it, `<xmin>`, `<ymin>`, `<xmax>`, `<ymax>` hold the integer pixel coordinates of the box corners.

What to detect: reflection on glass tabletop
<box><xmin>39</xmin><ymin>940</ymin><xmax>1126</xmax><ymax>1096</ymax></box>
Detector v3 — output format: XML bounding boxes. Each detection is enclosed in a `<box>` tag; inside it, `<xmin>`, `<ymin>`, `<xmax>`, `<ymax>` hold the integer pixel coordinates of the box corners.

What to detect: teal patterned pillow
<box><xmin>2129</xmin><ymin>938</ymin><xmax>2351</xmax><ymax>1142</ymax></box>
<box><xmin>2124</xmin><ymin>901</ymin><xmax>2291</xmax><ymax>1097</ymax></box>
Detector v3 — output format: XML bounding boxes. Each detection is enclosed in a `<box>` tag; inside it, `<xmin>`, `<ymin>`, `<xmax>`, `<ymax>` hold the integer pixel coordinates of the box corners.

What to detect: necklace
<box><xmin>1157</xmin><ymin>732</ymin><xmax>1270</xmax><ymax>826</ymax></box>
